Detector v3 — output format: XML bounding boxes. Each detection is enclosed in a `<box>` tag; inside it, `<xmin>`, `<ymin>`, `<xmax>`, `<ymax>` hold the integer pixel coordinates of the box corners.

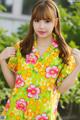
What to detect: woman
<box><xmin>0</xmin><ymin>0</ymin><xmax>80</xmax><ymax>119</ymax></box>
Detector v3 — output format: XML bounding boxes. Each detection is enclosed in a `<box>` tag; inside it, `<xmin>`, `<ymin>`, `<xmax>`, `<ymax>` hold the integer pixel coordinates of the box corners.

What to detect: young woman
<box><xmin>0</xmin><ymin>0</ymin><xmax>80</xmax><ymax>119</ymax></box>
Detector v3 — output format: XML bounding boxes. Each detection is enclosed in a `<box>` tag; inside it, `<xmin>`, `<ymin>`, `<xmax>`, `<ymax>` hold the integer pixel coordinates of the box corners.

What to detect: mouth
<box><xmin>38</xmin><ymin>31</ymin><xmax>47</xmax><ymax>35</ymax></box>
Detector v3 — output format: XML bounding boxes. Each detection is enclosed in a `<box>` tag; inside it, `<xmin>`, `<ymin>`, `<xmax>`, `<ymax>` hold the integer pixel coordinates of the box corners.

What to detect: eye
<box><xmin>45</xmin><ymin>20</ymin><xmax>51</xmax><ymax>23</ymax></box>
<box><xmin>34</xmin><ymin>19</ymin><xmax>40</xmax><ymax>22</ymax></box>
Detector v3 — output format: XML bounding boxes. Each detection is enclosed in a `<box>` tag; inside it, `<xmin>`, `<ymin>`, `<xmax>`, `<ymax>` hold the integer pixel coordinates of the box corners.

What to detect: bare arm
<box><xmin>58</xmin><ymin>64</ymin><xmax>80</xmax><ymax>94</ymax></box>
<box><xmin>58</xmin><ymin>48</ymin><xmax>80</xmax><ymax>94</ymax></box>
<box><xmin>0</xmin><ymin>60</ymin><xmax>16</xmax><ymax>88</ymax></box>
<box><xmin>0</xmin><ymin>47</ymin><xmax>16</xmax><ymax>88</ymax></box>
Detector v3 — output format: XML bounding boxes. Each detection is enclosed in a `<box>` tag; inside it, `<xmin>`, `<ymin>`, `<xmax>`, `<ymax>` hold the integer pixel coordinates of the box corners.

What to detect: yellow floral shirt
<box><xmin>3</xmin><ymin>38</ymin><xmax>76</xmax><ymax>120</ymax></box>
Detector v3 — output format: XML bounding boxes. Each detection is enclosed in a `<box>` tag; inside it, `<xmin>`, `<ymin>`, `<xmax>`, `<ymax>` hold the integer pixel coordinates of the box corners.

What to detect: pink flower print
<box><xmin>36</xmin><ymin>113</ymin><xmax>48</xmax><ymax>120</ymax></box>
<box><xmin>51</xmin><ymin>39</ymin><xmax>58</xmax><ymax>48</ymax></box>
<box><xmin>16</xmin><ymin>99</ymin><xmax>27</xmax><ymax>112</ymax></box>
<box><xmin>27</xmin><ymin>85</ymin><xmax>40</xmax><ymax>99</ymax></box>
<box><xmin>26</xmin><ymin>53</ymin><xmax>38</xmax><ymax>64</ymax></box>
<box><xmin>5</xmin><ymin>99</ymin><xmax>10</xmax><ymax>111</ymax></box>
<box><xmin>15</xmin><ymin>75</ymin><xmax>25</xmax><ymax>88</ymax></box>
<box><xmin>46</xmin><ymin>66</ymin><xmax>59</xmax><ymax>78</ymax></box>
<box><xmin>32</xmin><ymin>46</ymin><xmax>37</xmax><ymax>53</ymax></box>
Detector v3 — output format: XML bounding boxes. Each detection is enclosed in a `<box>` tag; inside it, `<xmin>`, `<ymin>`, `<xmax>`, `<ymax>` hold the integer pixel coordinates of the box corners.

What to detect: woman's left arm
<box><xmin>58</xmin><ymin>48</ymin><xmax>80</xmax><ymax>94</ymax></box>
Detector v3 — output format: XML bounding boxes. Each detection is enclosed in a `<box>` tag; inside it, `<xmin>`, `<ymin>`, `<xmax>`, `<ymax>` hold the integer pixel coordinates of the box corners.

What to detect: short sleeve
<box><xmin>57</xmin><ymin>55</ymin><xmax>76</xmax><ymax>87</ymax></box>
<box><xmin>7</xmin><ymin>41</ymin><xmax>20</xmax><ymax>73</ymax></box>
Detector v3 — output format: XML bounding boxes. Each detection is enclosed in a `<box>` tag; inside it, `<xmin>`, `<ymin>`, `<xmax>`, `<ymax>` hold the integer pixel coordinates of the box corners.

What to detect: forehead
<box><xmin>32</xmin><ymin>4</ymin><xmax>56</xmax><ymax>20</ymax></box>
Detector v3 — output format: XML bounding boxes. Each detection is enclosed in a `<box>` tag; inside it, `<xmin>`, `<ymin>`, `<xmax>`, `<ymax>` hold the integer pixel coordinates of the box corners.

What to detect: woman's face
<box><xmin>33</xmin><ymin>19</ymin><xmax>55</xmax><ymax>39</ymax></box>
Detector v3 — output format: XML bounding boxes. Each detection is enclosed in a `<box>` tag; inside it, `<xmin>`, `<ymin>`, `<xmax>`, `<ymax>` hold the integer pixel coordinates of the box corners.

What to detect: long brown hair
<box><xmin>20</xmin><ymin>0</ymin><xmax>71</xmax><ymax>64</ymax></box>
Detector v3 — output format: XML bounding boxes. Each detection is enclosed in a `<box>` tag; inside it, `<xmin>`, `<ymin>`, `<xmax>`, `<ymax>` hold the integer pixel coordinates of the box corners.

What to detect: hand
<box><xmin>72</xmin><ymin>48</ymin><xmax>80</xmax><ymax>65</ymax></box>
<box><xmin>0</xmin><ymin>47</ymin><xmax>16</xmax><ymax>62</ymax></box>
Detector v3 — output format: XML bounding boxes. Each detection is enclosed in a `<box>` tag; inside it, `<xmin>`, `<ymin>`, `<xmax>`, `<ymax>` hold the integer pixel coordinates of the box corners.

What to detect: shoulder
<box><xmin>14</xmin><ymin>40</ymin><xmax>23</xmax><ymax>49</ymax></box>
<box><xmin>68</xmin><ymin>55</ymin><xmax>76</xmax><ymax>64</ymax></box>
<box><xmin>14</xmin><ymin>41</ymin><xmax>20</xmax><ymax>49</ymax></box>
<box><xmin>68</xmin><ymin>47</ymin><xmax>77</xmax><ymax>65</ymax></box>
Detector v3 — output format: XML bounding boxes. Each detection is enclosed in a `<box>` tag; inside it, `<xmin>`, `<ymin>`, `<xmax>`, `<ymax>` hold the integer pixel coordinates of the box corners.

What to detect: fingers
<box><xmin>72</xmin><ymin>48</ymin><xmax>80</xmax><ymax>55</ymax></box>
<box><xmin>0</xmin><ymin>47</ymin><xmax>17</xmax><ymax>60</ymax></box>
<box><xmin>10</xmin><ymin>47</ymin><xmax>16</xmax><ymax>56</ymax></box>
<box><xmin>6</xmin><ymin>47</ymin><xmax>16</xmax><ymax>57</ymax></box>
<box><xmin>72</xmin><ymin>48</ymin><xmax>80</xmax><ymax>65</ymax></box>
<box><xmin>7</xmin><ymin>47</ymin><xmax>16</xmax><ymax>51</ymax></box>
<box><xmin>72</xmin><ymin>48</ymin><xmax>80</xmax><ymax>53</ymax></box>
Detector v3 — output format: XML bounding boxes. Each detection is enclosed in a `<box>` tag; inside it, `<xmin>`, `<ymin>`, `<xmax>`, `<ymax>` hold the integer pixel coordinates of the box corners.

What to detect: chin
<box><xmin>37</xmin><ymin>34</ymin><xmax>49</xmax><ymax>38</ymax></box>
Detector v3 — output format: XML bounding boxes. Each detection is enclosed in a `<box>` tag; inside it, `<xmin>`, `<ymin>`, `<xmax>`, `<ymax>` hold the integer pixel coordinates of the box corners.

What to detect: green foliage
<box><xmin>0</xmin><ymin>4</ymin><xmax>6</xmax><ymax>12</ymax></box>
<box><xmin>59</xmin><ymin>2</ymin><xmax>80</xmax><ymax>48</ymax></box>
<box><xmin>17</xmin><ymin>23</ymin><xmax>29</xmax><ymax>39</ymax></box>
<box><xmin>0</xmin><ymin>28</ymin><xmax>19</xmax><ymax>51</ymax></box>
<box><xmin>60</xmin><ymin>78</ymin><xmax>80</xmax><ymax>107</ymax></box>
<box><xmin>57</xmin><ymin>1</ymin><xmax>80</xmax><ymax>109</ymax></box>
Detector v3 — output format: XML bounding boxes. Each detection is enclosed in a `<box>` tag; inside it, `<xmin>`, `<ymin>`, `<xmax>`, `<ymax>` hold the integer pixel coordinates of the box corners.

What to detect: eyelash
<box><xmin>34</xmin><ymin>19</ymin><xmax>39</xmax><ymax>22</ymax></box>
<box><xmin>45</xmin><ymin>20</ymin><xmax>50</xmax><ymax>23</ymax></box>
<box><xmin>34</xmin><ymin>19</ymin><xmax>51</xmax><ymax>23</ymax></box>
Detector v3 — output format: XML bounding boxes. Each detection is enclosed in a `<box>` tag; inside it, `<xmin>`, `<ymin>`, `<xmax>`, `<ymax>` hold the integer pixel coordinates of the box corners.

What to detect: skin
<box><xmin>58</xmin><ymin>48</ymin><xmax>80</xmax><ymax>93</ymax></box>
<box><xmin>33</xmin><ymin>18</ymin><xmax>56</xmax><ymax>56</ymax></box>
<box><xmin>33</xmin><ymin>19</ymin><xmax>55</xmax><ymax>39</ymax></box>
<box><xmin>0</xmin><ymin>47</ymin><xmax>16</xmax><ymax>88</ymax></box>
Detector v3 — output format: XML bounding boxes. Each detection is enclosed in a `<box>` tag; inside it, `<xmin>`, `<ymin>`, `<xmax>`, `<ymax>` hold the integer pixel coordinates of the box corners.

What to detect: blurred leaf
<box><xmin>0</xmin><ymin>4</ymin><xmax>6</xmax><ymax>12</ymax></box>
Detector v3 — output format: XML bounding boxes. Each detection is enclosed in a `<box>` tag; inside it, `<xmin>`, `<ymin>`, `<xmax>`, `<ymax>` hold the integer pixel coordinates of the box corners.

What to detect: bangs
<box><xmin>32</xmin><ymin>5</ymin><xmax>55</xmax><ymax>21</ymax></box>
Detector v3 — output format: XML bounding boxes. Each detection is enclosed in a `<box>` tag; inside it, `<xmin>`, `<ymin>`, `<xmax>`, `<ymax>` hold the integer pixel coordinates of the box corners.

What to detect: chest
<box><xmin>15</xmin><ymin>44</ymin><xmax>64</xmax><ymax>91</ymax></box>
<box><xmin>37</xmin><ymin>45</ymin><xmax>51</xmax><ymax>57</ymax></box>
<box><xmin>17</xmin><ymin>47</ymin><xmax>63</xmax><ymax>77</ymax></box>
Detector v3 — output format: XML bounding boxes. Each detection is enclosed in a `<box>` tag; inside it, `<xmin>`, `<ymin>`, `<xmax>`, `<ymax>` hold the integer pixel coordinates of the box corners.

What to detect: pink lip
<box><xmin>38</xmin><ymin>31</ymin><xmax>46</xmax><ymax>35</ymax></box>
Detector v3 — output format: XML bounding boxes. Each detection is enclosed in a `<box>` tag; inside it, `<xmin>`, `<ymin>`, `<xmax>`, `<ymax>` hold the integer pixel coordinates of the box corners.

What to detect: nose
<box><xmin>39</xmin><ymin>20</ymin><xmax>44</xmax><ymax>29</ymax></box>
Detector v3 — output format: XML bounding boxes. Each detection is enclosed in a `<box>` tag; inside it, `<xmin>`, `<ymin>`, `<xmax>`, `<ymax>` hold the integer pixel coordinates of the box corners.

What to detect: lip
<box><xmin>38</xmin><ymin>31</ymin><xmax>47</xmax><ymax>35</ymax></box>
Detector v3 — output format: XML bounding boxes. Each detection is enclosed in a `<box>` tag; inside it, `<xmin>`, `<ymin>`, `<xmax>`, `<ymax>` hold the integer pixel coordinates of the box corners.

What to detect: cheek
<box><xmin>46</xmin><ymin>22</ymin><xmax>54</xmax><ymax>28</ymax></box>
<box><xmin>48</xmin><ymin>24</ymin><xmax>54</xmax><ymax>32</ymax></box>
<box><xmin>33</xmin><ymin>23</ymin><xmax>38</xmax><ymax>32</ymax></box>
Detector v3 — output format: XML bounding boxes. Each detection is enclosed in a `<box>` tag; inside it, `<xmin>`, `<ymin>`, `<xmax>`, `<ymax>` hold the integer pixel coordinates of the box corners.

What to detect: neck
<box><xmin>37</xmin><ymin>35</ymin><xmax>53</xmax><ymax>46</ymax></box>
